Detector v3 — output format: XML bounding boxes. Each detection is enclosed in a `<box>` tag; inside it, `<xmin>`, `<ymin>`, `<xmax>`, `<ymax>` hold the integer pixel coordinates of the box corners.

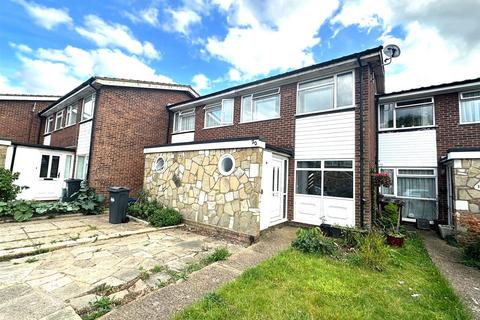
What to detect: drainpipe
<box><xmin>86</xmin><ymin>82</ymin><xmax>100</xmax><ymax>182</ymax></box>
<box><xmin>27</xmin><ymin>102</ymin><xmax>36</xmax><ymax>144</ymax></box>
<box><xmin>357</xmin><ymin>56</ymin><xmax>365</xmax><ymax>228</ymax></box>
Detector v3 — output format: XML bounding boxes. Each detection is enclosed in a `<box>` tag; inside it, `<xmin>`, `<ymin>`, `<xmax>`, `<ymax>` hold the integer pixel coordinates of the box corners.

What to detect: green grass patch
<box><xmin>82</xmin><ymin>296</ymin><xmax>115</xmax><ymax>320</ymax></box>
<box><xmin>175</xmin><ymin>234</ymin><xmax>472</xmax><ymax>320</ymax></box>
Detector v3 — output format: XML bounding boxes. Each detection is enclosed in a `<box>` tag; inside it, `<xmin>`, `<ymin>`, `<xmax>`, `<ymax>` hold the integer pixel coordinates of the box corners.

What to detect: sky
<box><xmin>0</xmin><ymin>0</ymin><xmax>479</xmax><ymax>96</ymax></box>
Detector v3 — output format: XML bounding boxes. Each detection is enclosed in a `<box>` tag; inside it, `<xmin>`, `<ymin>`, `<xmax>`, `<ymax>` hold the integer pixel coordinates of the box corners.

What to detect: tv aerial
<box><xmin>383</xmin><ymin>44</ymin><xmax>401</xmax><ymax>66</ymax></box>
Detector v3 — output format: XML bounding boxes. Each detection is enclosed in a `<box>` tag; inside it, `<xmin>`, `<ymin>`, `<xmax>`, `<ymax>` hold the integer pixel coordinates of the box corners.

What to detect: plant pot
<box><xmin>387</xmin><ymin>234</ymin><xmax>405</xmax><ymax>247</ymax></box>
<box><xmin>438</xmin><ymin>224</ymin><xmax>455</xmax><ymax>239</ymax></box>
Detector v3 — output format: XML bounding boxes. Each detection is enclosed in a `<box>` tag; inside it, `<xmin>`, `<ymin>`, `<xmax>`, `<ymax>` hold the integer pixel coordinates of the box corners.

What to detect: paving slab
<box><xmin>0</xmin><ymin>289</ymin><xmax>65</xmax><ymax>320</ymax></box>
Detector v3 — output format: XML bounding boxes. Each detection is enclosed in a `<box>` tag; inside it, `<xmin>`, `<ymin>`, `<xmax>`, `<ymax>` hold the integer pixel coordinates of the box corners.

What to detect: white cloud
<box><xmin>228</xmin><ymin>68</ymin><xmax>241</xmax><ymax>81</ymax></box>
<box><xmin>205</xmin><ymin>0</ymin><xmax>339</xmax><ymax>80</ymax></box>
<box><xmin>9</xmin><ymin>42</ymin><xmax>32</xmax><ymax>53</ymax></box>
<box><xmin>75</xmin><ymin>15</ymin><xmax>160</xmax><ymax>59</ymax></box>
<box><xmin>192</xmin><ymin>73</ymin><xmax>210</xmax><ymax>92</ymax></box>
<box><xmin>14</xmin><ymin>0</ymin><xmax>72</xmax><ymax>30</ymax></box>
<box><xmin>164</xmin><ymin>7</ymin><xmax>201</xmax><ymax>35</ymax></box>
<box><xmin>6</xmin><ymin>45</ymin><xmax>173</xmax><ymax>95</ymax></box>
<box><xmin>332</xmin><ymin>0</ymin><xmax>480</xmax><ymax>92</ymax></box>
<box><xmin>0</xmin><ymin>75</ymin><xmax>22</xmax><ymax>94</ymax></box>
<box><xmin>140</xmin><ymin>7</ymin><xmax>160</xmax><ymax>26</ymax></box>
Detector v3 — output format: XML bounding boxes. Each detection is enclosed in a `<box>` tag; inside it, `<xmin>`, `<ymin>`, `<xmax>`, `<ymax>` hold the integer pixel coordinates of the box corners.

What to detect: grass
<box><xmin>175</xmin><ymin>234</ymin><xmax>472</xmax><ymax>320</ymax></box>
<box><xmin>82</xmin><ymin>296</ymin><xmax>115</xmax><ymax>320</ymax></box>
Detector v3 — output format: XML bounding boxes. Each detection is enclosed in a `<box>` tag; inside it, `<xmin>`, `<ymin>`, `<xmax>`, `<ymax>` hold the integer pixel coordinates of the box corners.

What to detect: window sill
<box><xmin>459</xmin><ymin>121</ymin><xmax>480</xmax><ymax>126</ymax></box>
<box><xmin>378</xmin><ymin>125</ymin><xmax>437</xmax><ymax>133</ymax></box>
<box><xmin>172</xmin><ymin>130</ymin><xmax>195</xmax><ymax>135</ymax></box>
<box><xmin>203</xmin><ymin>124</ymin><xmax>234</xmax><ymax>130</ymax></box>
<box><xmin>239</xmin><ymin>117</ymin><xmax>281</xmax><ymax>124</ymax></box>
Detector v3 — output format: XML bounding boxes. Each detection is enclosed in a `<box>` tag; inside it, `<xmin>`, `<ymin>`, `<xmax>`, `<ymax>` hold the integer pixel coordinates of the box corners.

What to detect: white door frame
<box><xmin>446</xmin><ymin>162</ymin><xmax>454</xmax><ymax>225</ymax></box>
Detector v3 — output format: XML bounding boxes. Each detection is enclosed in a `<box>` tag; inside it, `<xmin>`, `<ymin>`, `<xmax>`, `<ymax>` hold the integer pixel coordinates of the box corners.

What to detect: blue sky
<box><xmin>0</xmin><ymin>0</ymin><xmax>479</xmax><ymax>95</ymax></box>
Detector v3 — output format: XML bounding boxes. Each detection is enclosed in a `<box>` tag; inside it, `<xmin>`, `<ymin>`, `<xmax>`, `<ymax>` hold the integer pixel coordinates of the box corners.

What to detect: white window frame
<box><xmin>218</xmin><ymin>154</ymin><xmax>236</xmax><ymax>176</ymax></box>
<box><xmin>240</xmin><ymin>88</ymin><xmax>280</xmax><ymax>123</ymax></box>
<box><xmin>204</xmin><ymin>99</ymin><xmax>234</xmax><ymax>129</ymax></box>
<box><xmin>75</xmin><ymin>155</ymin><xmax>89</xmax><ymax>180</ymax></box>
<box><xmin>378</xmin><ymin>97</ymin><xmax>435</xmax><ymax>131</ymax></box>
<box><xmin>153</xmin><ymin>157</ymin><xmax>166</xmax><ymax>172</ymax></box>
<box><xmin>296</xmin><ymin>71</ymin><xmax>355</xmax><ymax>116</ymax></box>
<box><xmin>173</xmin><ymin>109</ymin><xmax>195</xmax><ymax>133</ymax></box>
<box><xmin>45</xmin><ymin>116</ymin><xmax>54</xmax><ymax>134</ymax></box>
<box><xmin>81</xmin><ymin>94</ymin><xmax>95</xmax><ymax>121</ymax></box>
<box><xmin>459</xmin><ymin>90</ymin><xmax>480</xmax><ymax>124</ymax></box>
<box><xmin>65</xmin><ymin>104</ymin><xmax>77</xmax><ymax>127</ymax></box>
<box><xmin>39</xmin><ymin>154</ymin><xmax>61</xmax><ymax>180</ymax></box>
<box><xmin>55</xmin><ymin>110</ymin><xmax>63</xmax><ymax>130</ymax></box>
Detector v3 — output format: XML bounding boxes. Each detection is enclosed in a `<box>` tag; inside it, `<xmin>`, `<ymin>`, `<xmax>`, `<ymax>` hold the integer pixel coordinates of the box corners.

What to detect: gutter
<box><xmin>357</xmin><ymin>56</ymin><xmax>365</xmax><ymax>228</ymax></box>
<box><xmin>85</xmin><ymin>84</ymin><xmax>100</xmax><ymax>182</ymax></box>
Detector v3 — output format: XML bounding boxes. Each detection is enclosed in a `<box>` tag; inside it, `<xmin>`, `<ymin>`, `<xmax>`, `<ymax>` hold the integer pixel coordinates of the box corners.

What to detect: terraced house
<box><xmin>143</xmin><ymin>46</ymin><xmax>385</xmax><ymax>239</ymax></box>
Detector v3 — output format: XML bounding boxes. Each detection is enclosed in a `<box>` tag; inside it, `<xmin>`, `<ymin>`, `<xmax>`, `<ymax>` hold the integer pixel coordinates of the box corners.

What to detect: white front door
<box><xmin>270</xmin><ymin>156</ymin><xmax>287</xmax><ymax>223</ymax></box>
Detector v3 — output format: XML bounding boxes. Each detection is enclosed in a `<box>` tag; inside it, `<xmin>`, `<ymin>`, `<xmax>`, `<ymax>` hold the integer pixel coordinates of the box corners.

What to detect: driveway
<box><xmin>0</xmin><ymin>215</ymin><xmax>242</xmax><ymax>320</ymax></box>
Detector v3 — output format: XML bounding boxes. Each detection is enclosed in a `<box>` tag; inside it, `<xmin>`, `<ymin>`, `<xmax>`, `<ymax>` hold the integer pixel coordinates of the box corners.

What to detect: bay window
<box><xmin>297</xmin><ymin>71</ymin><xmax>354</xmax><ymax>114</ymax></box>
<box><xmin>55</xmin><ymin>110</ymin><xmax>63</xmax><ymax>130</ymax></box>
<box><xmin>459</xmin><ymin>90</ymin><xmax>480</xmax><ymax>124</ymax></box>
<box><xmin>65</xmin><ymin>105</ymin><xmax>78</xmax><ymax>126</ymax></box>
<box><xmin>173</xmin><ymin>109</ymin><xmax>195</xmax><ymax>132</ymax></box>
<box><xmin>204</xmin><ymin>99</ymin><xmax>234</xmax><ymax>128</ymax></box>
<box><xmin>241</xmin><ymin>88</ymin><xmax>280</xmax><ymax>122</ymax></box>
<box><xmin>379</xmin><ymin>98</ymin><xmax>434</xmax><ymax>130</ymax></box>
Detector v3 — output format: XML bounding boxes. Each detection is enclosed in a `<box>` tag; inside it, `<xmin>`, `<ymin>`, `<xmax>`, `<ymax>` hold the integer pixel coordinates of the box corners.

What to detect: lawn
<box><xmin>175</xmin><ymin>234</ymin><xmax>472</xmax><ymax>320</ymax></box>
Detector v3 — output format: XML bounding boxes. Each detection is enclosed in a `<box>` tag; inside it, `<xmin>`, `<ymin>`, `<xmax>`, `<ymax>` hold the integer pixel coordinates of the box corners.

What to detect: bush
<box><xmin>354</xmin><ymin>231</ymin><xmax>390</xmax><ymax>271</ymax></box>
<box><xmin>463</xmin><ymin>240</ymin><xmax>480</xmax><ymax>269</ymax></box>
<box><xmin>292</xmin><ymin>227</ymin><xmax>338</xmax><ymax>256</ymax></box>
<box><xmin>0</xmin><ymin>169</ymin><xmax>24</xmax><ymax>202</ymax></box>
<box><xmin>148</xmin><ymin>207</ymin><xmax>183</xmax><ymax>227</ymax></box>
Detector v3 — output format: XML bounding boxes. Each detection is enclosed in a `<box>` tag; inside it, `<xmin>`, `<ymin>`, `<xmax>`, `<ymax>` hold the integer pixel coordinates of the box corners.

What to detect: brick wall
<box><xmin>89</xmin><ymin>87</ymin><xmax>192</xmax><ymax>196</ymax></box>
<box><xmin>0</xmin><ymin>100</ymin><xmax>53</xmax><ymax>144</ymax></box>
<box><xmin>435</xmin><ymin>92</ymin><xmax>480</xmax><ymax>221</ymax></box>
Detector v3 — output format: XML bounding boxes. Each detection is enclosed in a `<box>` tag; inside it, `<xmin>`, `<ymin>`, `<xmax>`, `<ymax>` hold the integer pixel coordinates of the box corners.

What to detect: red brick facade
<box><xmin>0</xmin><ymin>99</ymin><xmax>54</xmax><ymax>144</ymax></box>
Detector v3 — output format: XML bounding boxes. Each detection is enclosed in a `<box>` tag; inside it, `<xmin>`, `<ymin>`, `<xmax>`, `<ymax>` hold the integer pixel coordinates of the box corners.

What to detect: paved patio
<box><xmin>0</xmin><ymin>216</ymin><xmax>243</xmax><ymax>319</ymax></box>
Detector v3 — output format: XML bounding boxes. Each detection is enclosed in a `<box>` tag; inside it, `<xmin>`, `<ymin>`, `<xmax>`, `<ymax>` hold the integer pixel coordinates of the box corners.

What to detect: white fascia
<box><xmin>144</xmin><ymin>138</ymin><xmax>265</xmax><ymax>154</ymax></box>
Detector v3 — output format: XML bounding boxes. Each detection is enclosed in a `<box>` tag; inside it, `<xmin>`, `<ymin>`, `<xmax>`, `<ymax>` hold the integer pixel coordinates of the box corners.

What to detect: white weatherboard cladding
<box><xmin>378</xmin><ymin>130</ymin><xmax>437</xmax><ymax>167</ymax></box>
<box><xmin>171</xmin><ymin>132</ymin><xmax>194</xmax><ymax>144</ymax></box>
<box><xmin>295</xmin><ymin>111</ymin><xmax>355</xmax><ymax>159</ymax></box>
<box><xmin>77</xmin><ymin>121</ymin><xmax>93</xmax><ymax>155</ymax></box>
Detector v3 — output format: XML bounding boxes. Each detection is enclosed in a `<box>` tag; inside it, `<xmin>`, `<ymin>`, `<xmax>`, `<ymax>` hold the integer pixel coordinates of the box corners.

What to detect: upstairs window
<box><xmin>379</xmin><ymin>98</ymin><xmax>434</xmax><ymax>130</ymax></box>
<box><xmin>55</xmin><ymin>110</ymin><xmax>63</xmax><ymax>130</ymax></box>
<box><xmin>173</xmin><ymin>109</ymin><xmax>195</xmax><ymax>133</ymax></box>
<box><xmin>241</xmin><ymin>88</ymin><xmax>280</xmax><ymax>122</ymax></box>
<box><xmin>81</xmin><ymin>94</ymin><xmax>95</xmax><ymax>121</ymax></box>
<box><xmin>204</xmin><ymin>99</ymin><xmax>234</xmax><ymax>128</ymax></box>
<box><xmin>297</xmin><ymin>71</ymin><xmax>354</xmax><ymax>114</ymax></box>
<box><xmin>460</xmin><ymin>91</ymin><xmax>480</xmax><ymax>124</ymax></box>
<box><xmin>65</xmin><ymin>104</ymin><xmax>78</xmax><ymax>126</ymax></box>
<box><xmin>45</xmin><ymin>116</ymin><xmax>54</xmax><ymax>134</ymax></box>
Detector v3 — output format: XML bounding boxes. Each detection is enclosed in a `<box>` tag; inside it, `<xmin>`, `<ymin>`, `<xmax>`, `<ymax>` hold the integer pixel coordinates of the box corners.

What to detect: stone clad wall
<box><xmin>0</xmin><ymin>145</ymin><xmax>8</xmax><ymax>169</ymax></box>
<box><xmin>454</xmin><ymin>159</ymin><xmax>480</xmax><ymax>241</ymax></box>
<box><xmin>144</xmin><ymin>148</ymin><xmax>263</xmax><ymax>236</ymax></box>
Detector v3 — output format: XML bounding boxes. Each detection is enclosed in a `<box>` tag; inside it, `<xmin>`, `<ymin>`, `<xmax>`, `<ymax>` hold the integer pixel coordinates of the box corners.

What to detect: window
<box><xmin>173</xmin><ymin>109</ymin><xmax>195</xmax><ymax>133</ymax></box>
<box><xmin>296</xmin><ymin>160</ymin><xmax>353</xmax><ymax>199</ymax></box>
<box><xmin>75</xmin><ymin>155</ymin><xmax>88</xmax><ymax>179</ymax></box>
<box><xmin>460</xmin><ymin>91</ymin><xmax>480</xmax><ymax>124</ymax></box>
<box><xmin>64</xmin><ymin>155</ymin><xmax>73</xmax><ymax>179</ymax></box>
<box><xmin>81</xmin><ymin>94</ymin><xmax>95</xmax><ymax>121</ymax></box>
<box><xmin>380</xmin><ymin>168</ymin><xmax>394</xmax><ymax>195</ymax></box>
<box><xmin>379</xmin><ymin>167</ymin><xmax>437</xmax><ymax>220</ymax></box>
<box><xmin>204</xmin><ymin>99</ymin><xmax>234</xmax><ymax>128</ymax></box>
<box><xmin>65</xmin><ymin>105</ymin><xmax>78</xmax><ymax>126</ymax></box>
<box><xmin>241</xmin><ymin>88</ymin><xmax>280</xmax><ymax>122</ymax></box>
<box><xmin>379</xmin><ymin>98</ymin><xmax>434</xmax><ymax>130</ymax></box>
<box><xmin>39</xmin><ymin>155</ymin><xmax>60</xmax><ymax>179</ymax></box>
<box><xmin>154</xmin><ymin>157</ymin><xmax>165</xmax><ymax>172</ymax></box>
<box><xmin>55</xmin><ymin>111</ymin><xmax>63</xmax><ymax>130</ymax></box>
<box><xmin>45</xmin><ymin>116</ymin><xmax>54</xmax><ymax>134</ymax></box>
<box><xmin>218</xmin><ymin>154</ymin><xmax>235</xmax><ymax>175</ymax></box>
<box><xmin>297</xmin><ymin>71</ymin><xmax>354</xmax><ymax>114</ymax></box>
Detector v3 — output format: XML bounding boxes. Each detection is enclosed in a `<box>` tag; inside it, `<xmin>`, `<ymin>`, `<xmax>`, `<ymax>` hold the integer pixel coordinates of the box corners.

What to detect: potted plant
<box><xmin>386</xmin><ymin>200</ymin><xmax>406</xmax><ymax>247</ymax></box>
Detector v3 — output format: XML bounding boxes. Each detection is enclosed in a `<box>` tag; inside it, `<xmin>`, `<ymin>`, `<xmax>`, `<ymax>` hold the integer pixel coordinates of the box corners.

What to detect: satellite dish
<box><xmin>383</xmin><ymin>44</ymin><xmax>401</xmax><ymax>58</ymax></box>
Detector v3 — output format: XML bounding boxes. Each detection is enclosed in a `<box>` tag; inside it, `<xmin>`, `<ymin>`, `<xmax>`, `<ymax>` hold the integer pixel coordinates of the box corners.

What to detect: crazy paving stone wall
<box><xmin>454</xmin><ymin>159</ymin><xmax>480</xmax><ymax>242</ymax></box>
<box><xmin>0</xmin><ymin>145</ymin><xmax>7</xmax><ymax>168</ymax></box>
<box><xmin>144</xmin><ymin>148</ymin><xmax>263</xmax><ymax>236</ymax></box>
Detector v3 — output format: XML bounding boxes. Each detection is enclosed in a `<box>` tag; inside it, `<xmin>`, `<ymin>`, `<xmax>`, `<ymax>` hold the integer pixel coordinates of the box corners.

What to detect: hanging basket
<box><xmin>372</xmin><ymin>172</ymin><xmax>392</xmax><ymax>188</ymax></box>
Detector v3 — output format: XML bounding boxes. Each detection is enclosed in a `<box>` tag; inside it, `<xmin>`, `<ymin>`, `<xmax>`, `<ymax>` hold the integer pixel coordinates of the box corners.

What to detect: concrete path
<box><xmin>420</xmin><ymin>231</ymin><xmax>480</xmax><ymax>319</ymax></box>
<box><xmin>0</xmin><ymin>215</ymin><xmax>158</xmax><ymax>260</ymax></box>
<box><xmin>102</xmin><ymin>225</ymin><xmax>297</xmax><ymax>320</ymax></box>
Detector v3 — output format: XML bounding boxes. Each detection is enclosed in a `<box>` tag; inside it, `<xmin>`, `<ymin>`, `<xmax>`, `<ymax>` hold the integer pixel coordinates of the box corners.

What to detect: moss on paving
<box><xmin>175</xmin><ymin>234</ymin><xmax>472</xmax><ymax>320</ymax></box>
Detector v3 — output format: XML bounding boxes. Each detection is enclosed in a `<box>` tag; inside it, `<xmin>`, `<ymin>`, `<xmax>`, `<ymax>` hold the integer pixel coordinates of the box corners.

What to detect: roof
<box><xmin>40</xmin><ymin>76</ymin><xmax>199</xmax><ymax>116</ymax></box>
<box><xmin>0</xmin><ymin>93</ymin><xmax>60</xmax><ymax>101</ymax></box>
<box><xmin>379</xmin><ymin>76</ymin><xmax>480</xmax><ymax>101</ymax></box>
<box><xmin>168</xmin><ymin>46</ymin><xmax>384</xmax><ymax>111</ymax></box>
<box><xmin>13</xmin><ymin>142</ymin><xmax>75</xmax><ymax>152</ymax></box>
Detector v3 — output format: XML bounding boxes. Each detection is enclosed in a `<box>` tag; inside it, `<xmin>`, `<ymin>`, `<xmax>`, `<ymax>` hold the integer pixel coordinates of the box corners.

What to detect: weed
<box><xmin>93</xmin><ymin>283</ymin><xmax>113</xmax><ymax>296</ymax></box>
<box><xmin>138</xmin><ymin>267</ymin><xmax>150</xmax><ymax>280</ymax></box>
<box><xmin>82</xmin><ymin>296</ymin><xmax>114</xmax><ymax>320</ymax></box>
<box><xmin>203</xmin><ymin>292</ymin><xmax>225</xmax><ymax>308</ymax></box>
<box><xmin>292</xmin><ymin>227</ymin><xmax>338</xmax><ymax>256</ymax></box>
<box><xmin>462</xmin><ymin>240</ymin><xmax>480</xmax><ymax>269</ymax></box>
<box><xmin>149</xmin><ymin>265</ymin><xmax>164</xmax><ymax>273</ymax></box>
<box><xmin>353</xmin><ymin>231</ymin><xmax>390</xmax><ymax>271</ymax></box>
<box><xmin>202</xmin><ymin>247</ymin><xmax>230</xmax><ymax>264</ymax></box>
<box><xmin>25</xmin><ymin>257</ymin><xmax>38</xmax><ymax>263</ymax></box>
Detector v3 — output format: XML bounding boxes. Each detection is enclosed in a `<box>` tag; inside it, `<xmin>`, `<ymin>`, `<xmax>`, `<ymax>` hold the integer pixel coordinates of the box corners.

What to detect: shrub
<box><xmin>292</xmin><ymin>227</ymin><xmax>338</xmax><ymax>256</ymax></box>
<box><xmin>0</xmin><ymin>169</ymin><xmax>24</xmax><ymax>202</ymax></box>
<box><xmin>463</xmin><ymin>240</ymin><xmax>480</xmax><ymax>269</ymax></box>
<box><xmin>354</xmin><ymin>231</ymin><xmax>390</xmax><ymax>271</ymax></box>
<box><xmin>148</xmin><ymin>207</ymin><xmax>183</xmax><ymax>227</ymax></box>
<box><xmin>72</xmin><ymin>184</ymin><xmax>104</xmax><ymax>214</ymax></box>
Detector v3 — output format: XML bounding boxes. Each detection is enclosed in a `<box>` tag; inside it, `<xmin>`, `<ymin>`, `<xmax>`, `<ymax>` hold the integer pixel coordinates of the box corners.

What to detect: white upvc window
<box><xmin>39</xmin><ymin>154</ymin><xmax>60</xmax><ymax>179</ymax></box>
<box><xmin>65</xmin><ymin>104</ymin><xmax>78</xmax><ymax>126</ymax></box>
<box><xmin>81</xmin><ymin>94</ymin><xmax>95</xmax><ymax>121</ymax></box>
<box><xmin>55</xmin><ymin>110</ymin><xmax>63</xmax><ymax>130</ymax></box>
<box><xmin>204</xmin><ymin>99</ymin><xmax>234</xmax><ymax>128</ymax></box>
<box><xmin>379</xmin><ymin>97</ymin><xmax>435</xmax><ymax>130</ymax></box>
<box><xmin>459</xmin><ymin>90</ymin><xmax>480</xmax><ymax>124</ymax></box>
<box><xmin>297</xmin><ymin>71</ymin><xmax>354</xmax><ymax>115</ymax></box>
<box><xmin>241</xmin><ymin>88</ymin><xmax>280</xmax><ymax>123</ymax></box>
<box><xmin>45</xmin><ymin>116</ymin><xmax>54</xmax><ymax>134</ymax></box>
<box><xmin>75</xmin><ymin>155</ymin><xmax>89</xmax><ymax>180</ymax></box>
<box><xmin>173</xmin><ymin>109</ymin><xmax>195</xmax><ymax>133</ymax></box>
<box><xmin>379</xmin><ymin>167</ymin><xmax>437</xmax><ymax>221</ymax></box>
